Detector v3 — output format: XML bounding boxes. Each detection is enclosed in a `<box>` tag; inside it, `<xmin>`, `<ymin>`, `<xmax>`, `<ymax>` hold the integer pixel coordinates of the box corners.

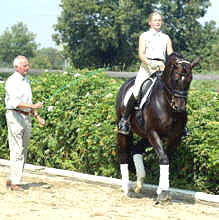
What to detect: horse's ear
<box><xmin>191</xmin><ymin>57</ymin><xmax>200</xmax><ymax>68</ymax></box>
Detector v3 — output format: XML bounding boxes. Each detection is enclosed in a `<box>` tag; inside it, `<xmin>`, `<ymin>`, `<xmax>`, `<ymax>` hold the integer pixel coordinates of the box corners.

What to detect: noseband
<box><xmin>163</xmin><ymin>59</ymin><xmax>191</xmax><ymax>112</ymax></box>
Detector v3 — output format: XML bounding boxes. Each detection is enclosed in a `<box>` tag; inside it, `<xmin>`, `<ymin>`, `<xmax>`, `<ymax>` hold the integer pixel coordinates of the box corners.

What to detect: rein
<box><xmin>162</xmin><ymin>59</ymin><xmax>191</xmax><ymax>111</ymax></box>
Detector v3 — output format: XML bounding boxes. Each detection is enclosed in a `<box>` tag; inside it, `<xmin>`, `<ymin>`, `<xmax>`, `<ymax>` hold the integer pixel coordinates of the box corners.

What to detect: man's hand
<box><xmin>37</xmin><ymin>116</ymin><xmax>46</xmax><ymax>126</ymax></box>
<box><xmin>32</xmin><ymin>102</ymin><xmax>44</xmax><ymax>109</ymax></box>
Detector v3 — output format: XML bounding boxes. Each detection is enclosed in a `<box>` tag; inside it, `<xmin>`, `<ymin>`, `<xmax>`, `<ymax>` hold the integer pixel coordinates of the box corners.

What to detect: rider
<box><xmin>118</xmin><ymin>12</ymin><xmax>173</xmax><ymax>135</ymax></box>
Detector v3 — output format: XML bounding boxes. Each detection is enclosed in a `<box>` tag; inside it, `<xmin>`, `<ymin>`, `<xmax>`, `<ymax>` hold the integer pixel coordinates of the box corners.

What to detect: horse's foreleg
<box><xmin>120</xmin><ymin>164</ymin><xmax>130</xmax><ymax>195</ymax></box>
<box><xmin>166</xmin><ymin>135</ymin><xmax>182</xmax><ymax>156</ymax></box>
<box><xmin>117</xmin><ymin>133</ymin><xmax>132</xmax><ymax>195</ymax></box>
<box><xmin>148</xmin><ymin>131</ymin><xmax>170</xmax><ymax>201</ymax></box>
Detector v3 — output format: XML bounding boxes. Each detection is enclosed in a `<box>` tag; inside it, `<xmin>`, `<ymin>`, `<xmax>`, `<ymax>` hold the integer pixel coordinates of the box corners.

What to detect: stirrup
<box><xmin>118</xmin><ymin>118</ymin><xmax>130</xmax><ymax>135</ymax></box>
<box><xmin>134</xmin><ymin>104</ymin><xmax>140</xmax><ymax>111</ymax></box>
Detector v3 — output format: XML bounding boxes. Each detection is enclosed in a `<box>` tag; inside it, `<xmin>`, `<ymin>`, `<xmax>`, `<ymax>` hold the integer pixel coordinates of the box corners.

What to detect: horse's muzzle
<box><xmin>175</xmin><ymin>105</ymin><xmax>186</xmax><ymax>112</ymax></box>
<box><xmin>172</xmin><ymin>96</ymin><xmax>186</xmax><ymax>112</ymax></box>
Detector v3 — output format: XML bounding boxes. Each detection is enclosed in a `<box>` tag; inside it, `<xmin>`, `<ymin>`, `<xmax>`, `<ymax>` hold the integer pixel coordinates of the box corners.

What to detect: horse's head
<box><xmin>163</xmin><ymin>52</ymin><xmax>200</xmax><ymax>112</ymax></box>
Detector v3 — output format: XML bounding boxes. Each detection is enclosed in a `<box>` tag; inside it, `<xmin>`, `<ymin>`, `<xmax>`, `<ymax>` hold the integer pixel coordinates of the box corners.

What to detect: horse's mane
<box><xmin>166</xmin><ymin>52</ymin><xmax>187</xmax><ymax>68</ymax></box>
<box><xmin>169</xmin><ymin>52</ymin><xmax>185</xmax><ymax>60</ymax></box>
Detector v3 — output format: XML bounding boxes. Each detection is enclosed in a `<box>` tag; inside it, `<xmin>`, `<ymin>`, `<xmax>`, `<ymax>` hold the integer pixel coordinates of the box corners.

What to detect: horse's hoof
<box><xmin>134</xmin><ymin>178</ymin><xmax>144</xmax><ymax>193</ymax></box>
<box><xmin>155</xmin><ymin>190</ymin><xmax>171</xmax><ymax>205</ymax></box>
<box><xmin>122</xmin><ymin>188</ymin><xmax>129</xmax><ymax>196</ymax></box>
<box><xmin>135</xmin><ymin>186</ymin><xmax>141</xmax><ymax>194</ymax></box>
<box><xmin>122</xmin><ymin>190</ymin><xmax>135</xmax><ymax>198</ymax></box>
<box><xmin>122</xmin><ymin>183</ymin><xmax>133</xmax><ymax>195</ymax></box>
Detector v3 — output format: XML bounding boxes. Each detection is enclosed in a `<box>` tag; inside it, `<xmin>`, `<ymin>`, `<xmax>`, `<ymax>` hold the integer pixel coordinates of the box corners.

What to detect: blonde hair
<box><xmin>13</xmin><ymin>55</ymin><xmax>27</xmax><ymax>67</ymax></box>
<box><xmin>148</xmin><ymin>12</ymin><xmax>162</xmax><ymax>23</ymax></box>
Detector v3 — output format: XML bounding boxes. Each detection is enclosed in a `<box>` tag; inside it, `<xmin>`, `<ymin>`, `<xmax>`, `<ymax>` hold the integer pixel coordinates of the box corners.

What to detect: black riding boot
<box><xmin>118</xmin><ymin>94</ymin><xmax>136</xmax><ymax>135</ymax></box>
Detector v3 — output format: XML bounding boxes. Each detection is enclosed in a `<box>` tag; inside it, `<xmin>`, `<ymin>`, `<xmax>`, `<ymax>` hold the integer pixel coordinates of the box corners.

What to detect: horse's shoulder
<box><xmin>125</xmin><ymin>76</ymin><xmax>135</xmax><ymax>85</ymax></box>
<box><xmin>121</xmin><ymin>77</ymin><xmax>135</xmax><ymax>91</ymax></box>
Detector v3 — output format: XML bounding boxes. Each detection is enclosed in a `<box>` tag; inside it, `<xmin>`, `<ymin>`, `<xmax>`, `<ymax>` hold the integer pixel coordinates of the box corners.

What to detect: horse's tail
<box><xmin>116</xmin><ymin>77</ymin><xmax>135</xmax><ymax>119</ymax></box>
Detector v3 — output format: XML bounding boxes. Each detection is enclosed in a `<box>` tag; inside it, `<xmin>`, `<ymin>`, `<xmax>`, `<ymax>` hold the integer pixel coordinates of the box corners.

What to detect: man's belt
<box><xmin>9</xmin><ymin>109</ymin><xmax>30</xmax><ymax>115</ymax></box>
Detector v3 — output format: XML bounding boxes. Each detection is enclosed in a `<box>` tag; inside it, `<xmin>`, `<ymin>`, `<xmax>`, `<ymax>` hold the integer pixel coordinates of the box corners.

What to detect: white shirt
<box><xmin>5</xmin><ymin>71</ymin><xmax>33</xmax><ymax>112</ymax></box>
<box><xmin>141</xmin><ymin>29</ymin><xmax>170</xmax><ymax>61</ymax></box>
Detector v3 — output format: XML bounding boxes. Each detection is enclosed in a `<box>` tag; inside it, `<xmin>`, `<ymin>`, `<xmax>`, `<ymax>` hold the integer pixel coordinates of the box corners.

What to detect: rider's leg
<box><xmin>133</xmin><ymin>65</ymin><xmax>149</xmax><ymax>98</ymax></box>
<box><xmin>118</xmin><ymin>93</ymin><xmax>136</xmax><ymax>135</ymax></box>
<box><xmin>118</xmin><ymin>65</ymin><xmax>149</xmax><ymax>135</ymax></box>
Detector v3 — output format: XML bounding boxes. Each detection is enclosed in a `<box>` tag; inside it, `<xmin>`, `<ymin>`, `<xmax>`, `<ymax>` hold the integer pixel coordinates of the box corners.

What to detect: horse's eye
<box><xmin>187</xmin><ymin>73</ymin><xmax>192</xmax><ymax>80</ymax></box>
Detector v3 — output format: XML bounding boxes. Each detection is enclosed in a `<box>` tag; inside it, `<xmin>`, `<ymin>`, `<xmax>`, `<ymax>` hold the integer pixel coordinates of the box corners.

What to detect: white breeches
<box><xmin>6</xmin><ymin>110</ymin><xmax>32</xmax><ymax>185</ymax></box>
<box><xmin>132</xmin><ymin>61</ymin><xmax>165</xmax><ymax>98</ymax></box>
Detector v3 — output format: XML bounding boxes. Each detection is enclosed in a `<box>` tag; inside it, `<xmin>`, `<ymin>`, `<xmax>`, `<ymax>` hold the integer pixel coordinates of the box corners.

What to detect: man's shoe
<box><xmin>10</xmin><ymin>184</ymin><xmax>24</xmax><ymax>191</ymax></box>
<box><xmin>6</xmin><ymin>180</ymin><xmax>12</xmax><ymax>188</ymax></box>
<box><xmin>118</xmin><ymin>118</ymin><xmax>130</xmax><ymax>135</ymax></box>
<box><xmin>6</xmin><ymin>180</ymin><xmax>24</xmax><ymax>191</ymax></box>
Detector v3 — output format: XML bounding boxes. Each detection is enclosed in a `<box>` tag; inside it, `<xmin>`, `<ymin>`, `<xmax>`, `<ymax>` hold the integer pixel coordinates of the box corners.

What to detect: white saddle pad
<box><xmin>123</xmin><ymin>77</ymin><xmax>157</xmax><ymax>109</ymax></box>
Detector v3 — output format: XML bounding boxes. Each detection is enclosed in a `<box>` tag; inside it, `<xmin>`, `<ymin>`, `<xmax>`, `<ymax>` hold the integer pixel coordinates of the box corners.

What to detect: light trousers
<box><xmin>6</xmin><ymin>110</ymin><xmax>32</xmax><ymax>184</ymax></box>
<box><xmin>132</xmin><ymin>60</ymin><xmax>165</xmax><ymax>98</ymax></box>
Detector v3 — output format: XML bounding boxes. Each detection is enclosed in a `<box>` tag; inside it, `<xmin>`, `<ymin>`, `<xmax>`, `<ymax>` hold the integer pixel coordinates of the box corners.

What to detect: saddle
<box><xmin>123</xmin><ymin>71</ymin><xmax>162</xmax><ymax>128</ymax></box>
<box><xmin>124</xmin><ymin>72</ymin><xmax>161</xmax><ymax>110</ymax></box>
<box><xmin>136</xmin><ymin>76</ymin><xmax>157</xmax><ymax>110</ymax></box>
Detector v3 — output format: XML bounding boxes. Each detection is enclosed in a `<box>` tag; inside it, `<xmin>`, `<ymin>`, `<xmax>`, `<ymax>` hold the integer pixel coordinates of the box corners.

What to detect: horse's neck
<box><xmin>153</xmin><ymin>76</ymin><xmax>172</xmax><ymax>111</ymax></box>
<box><xmin>161</xmin><ymin>70</ymin><xmax>169</xmax><ymax>85</ymax></box>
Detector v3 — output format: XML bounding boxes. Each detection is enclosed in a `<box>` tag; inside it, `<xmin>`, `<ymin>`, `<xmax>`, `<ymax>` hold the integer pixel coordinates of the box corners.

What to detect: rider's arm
<box><xmin>138</xmin><ymin>33</ymin><xmax>148</xmax><ymax>64</ymax></box>
<box><xmin>167</xmin><ymin>36</ymin><xmax>173</xmax><ymax>55</ymax></box>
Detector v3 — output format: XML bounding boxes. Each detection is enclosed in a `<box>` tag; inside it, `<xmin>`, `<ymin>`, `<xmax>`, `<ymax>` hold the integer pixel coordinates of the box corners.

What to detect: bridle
<box><xmin>163</xmin><ymin>59</ymin><xmax>191</xmax><ymax>112</ymax></box>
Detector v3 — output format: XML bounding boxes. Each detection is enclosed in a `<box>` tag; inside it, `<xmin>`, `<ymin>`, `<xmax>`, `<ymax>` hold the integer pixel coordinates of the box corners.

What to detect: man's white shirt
<box><xmin>5</xmin><ymin>72</ymin><xmax>33</xmax><ymax>112</ymax></box>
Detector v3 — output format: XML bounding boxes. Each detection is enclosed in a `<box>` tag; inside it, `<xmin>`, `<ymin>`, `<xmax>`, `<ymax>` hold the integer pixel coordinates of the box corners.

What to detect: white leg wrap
<box><xmin>133</xmin><ymin>154</ymin><xmax>146</xmax><ymax>180</ymax></box>
<box><xmin>120</xmin><ymin>164</ymin><xmax>130</xmax><ymax>195</ymax></box>
<box><xmin>157</xmin><ymin>165</ymin><xmax>169</xmax><ymax>194</ymax></box>
<box><xmin>133</xmin><ymin>154</ymin><xmax>146</xmax><ymax>193</ymax></box>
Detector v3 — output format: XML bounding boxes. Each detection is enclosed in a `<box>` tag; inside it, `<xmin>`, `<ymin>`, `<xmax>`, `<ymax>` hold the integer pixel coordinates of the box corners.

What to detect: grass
<box><xmin>199</xmin><ymin>70</ymin><xmax>219</xmax><ymax>75</ymax></box>
<box><xmin>191</xmin><ymin>80</ymin><xmax>219</xmax><ymax>92</ymax></box>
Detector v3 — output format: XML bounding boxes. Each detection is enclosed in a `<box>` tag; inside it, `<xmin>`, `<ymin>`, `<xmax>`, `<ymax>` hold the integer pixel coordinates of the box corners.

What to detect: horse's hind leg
<box><xmin>132</xmin><ymin>139</ymin><xmax>148</xmax><ymax>193</ymax></box>
<box><xmin>117</xmin><ymin>133</ymin><xmax>133</xmax><ymax>195</ymax></box>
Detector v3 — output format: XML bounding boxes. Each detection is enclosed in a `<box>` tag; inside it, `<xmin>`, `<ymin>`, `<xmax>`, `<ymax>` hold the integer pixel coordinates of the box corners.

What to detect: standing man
<box><xmin>5</xmin><ymin>55</ymin><xmax>45</xmax><ymax>191</ymax></box>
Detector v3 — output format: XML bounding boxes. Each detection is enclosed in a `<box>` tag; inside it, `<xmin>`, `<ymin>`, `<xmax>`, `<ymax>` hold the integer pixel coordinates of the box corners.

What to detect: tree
<box><xmin>53</xmin><ymin>0</ymin><xmax>216</xmax><ymax>71</ymax></box>
<box><xmin>29</xmin><ymin>54</ymin><xmax>52</xmax><ymax>70</ymax></box>
<box><xmin>200</xmin><ymin>27</ymin><xmax>219</xmax><ymax>72</ymax></box>
<box><xmin>39</xmin><ymin>47</ymin><xmax>64</xmax><ymax>69</ymax></box>
<box><xmin>0</xmin><ymin>22</ymin><xmax>37</xmax><ymax>66</ymax></box>
<box><xmin>30</xmin><ymin>47</ymin><xmax>65</xmax><ymax>70</ymax></box>
<box><xmin>159</xmin><ymin>0</ymin><xmax>217</xmax><ymax>69</ymax></box>
<box><xmin>53</xmin><ymin>0</ymin><xmax>158</xmax><ymax>70</ymax></box>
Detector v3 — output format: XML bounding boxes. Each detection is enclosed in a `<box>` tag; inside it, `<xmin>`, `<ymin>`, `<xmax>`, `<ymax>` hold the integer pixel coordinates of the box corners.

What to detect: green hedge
<box><xmin>0</xmin><ymin>71</ymin><xmax>218</xmax><ymax>194</ymax></box>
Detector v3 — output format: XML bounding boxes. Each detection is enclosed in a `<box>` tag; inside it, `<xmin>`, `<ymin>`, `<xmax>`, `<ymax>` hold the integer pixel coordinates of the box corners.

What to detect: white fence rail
<box><xmin>0</xmin><ymin>68</ymin><xmax>63</xmax><ymax>75</ymax></box>
<box><xmin>0</xmin><ymin>68</ymin><xmax>218</xmax><ymax>80</ymax></box>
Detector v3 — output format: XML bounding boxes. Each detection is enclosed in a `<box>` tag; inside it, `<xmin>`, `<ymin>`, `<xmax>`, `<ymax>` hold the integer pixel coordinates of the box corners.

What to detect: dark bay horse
<box><xmin>116</xmin><ymin>52</ymin><xmax>200</xmax><ymax>202</ymax></box>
